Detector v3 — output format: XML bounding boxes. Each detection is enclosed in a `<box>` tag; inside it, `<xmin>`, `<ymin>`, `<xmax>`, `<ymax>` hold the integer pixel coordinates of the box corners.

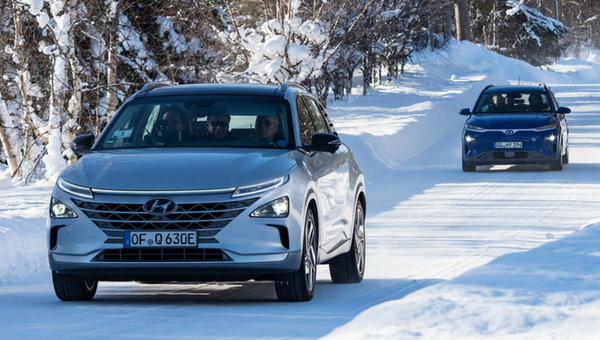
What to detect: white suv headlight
<box><xmin>50</xmin><ymin>198</ymin><xmax>78</xmax><ymax>219</ymax></box>
<box><xmin>250</xmin><ymin>197</ymin><xmax>289</xmax><ymax>218</ymax></box>
<box><xmin>232</xmin><ymin>176</ymin><xmax>289</xmax><ymax>198</ymax></box>
<box><xmin>58</xmin><ymin>178</ymin><xmax>94</xmax><ymax>199</ymax></box>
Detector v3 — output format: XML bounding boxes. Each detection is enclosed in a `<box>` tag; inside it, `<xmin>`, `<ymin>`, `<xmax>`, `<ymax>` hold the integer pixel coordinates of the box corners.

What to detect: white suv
<box><xmin>49</xmin><ymin>82</ymin><xmax>367</xmax><ymax>301</ymax></box>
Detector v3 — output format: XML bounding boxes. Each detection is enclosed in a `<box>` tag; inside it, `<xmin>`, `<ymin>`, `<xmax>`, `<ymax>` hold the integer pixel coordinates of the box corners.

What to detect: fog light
<box><xmin>465</xmin><ymin>135</ymin><xmax>475</xmax><ymax>143</ymax></box>
<box><xmin>250</xmin><ymin>197</ymin><xmax>289</xmax><ymax>218</ymax></box>
<box><xmin>545</xmin><ymin>134</ymin><xmax>556</xmax><ymax>142</ymax></box>
<box><xmin>50</xmin><ymin>198</ymin><xmax>78</xmax><ymax>219</ymax></box>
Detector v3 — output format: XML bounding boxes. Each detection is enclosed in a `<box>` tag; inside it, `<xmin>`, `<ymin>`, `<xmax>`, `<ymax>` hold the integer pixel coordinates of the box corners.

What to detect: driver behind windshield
<box><xmin>153</xmin><ymin>107</ymin><xmax>195</xmax><ymax>145</ymax></box>
<box><xmin>527</xmin><ymin>93</ymin><xmax>548</xmax><ymax>112</ymax></box>
<box><xmin>481</xmin><ymin>94</ymin><xmax>506</xmax><ymax>113</ymax></box>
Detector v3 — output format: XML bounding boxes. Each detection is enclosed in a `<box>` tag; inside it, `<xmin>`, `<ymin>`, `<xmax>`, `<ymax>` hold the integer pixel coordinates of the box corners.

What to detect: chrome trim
<box><xmin>464</xmin><ymin>127</ymin><xmax>556</xmax><ymax>133</ymax></box>
<box><xmin>91</xmin><ymin>188</ymin><xmax>236</xmax><ymax>195</ymax></box>
<box><xmin>90</xmin><ymin>217</ymin><xmax>234</xmax><ymax>224</ymax></box>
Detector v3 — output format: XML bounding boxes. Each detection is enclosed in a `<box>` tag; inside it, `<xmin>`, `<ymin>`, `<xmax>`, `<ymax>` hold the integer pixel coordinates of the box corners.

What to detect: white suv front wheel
<box><xmin>52</xmin><ymin>271</ymin><xmax>98</xmax><ymax>301</ymax></box>
<box><xmin>274</xmin><ymin>208</ymin><xmax>317</xmax><ymax>301</ymax></box>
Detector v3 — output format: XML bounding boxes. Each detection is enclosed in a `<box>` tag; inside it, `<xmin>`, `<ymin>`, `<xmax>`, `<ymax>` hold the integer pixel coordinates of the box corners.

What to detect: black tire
<box><xmin>329</xmin><ymin>203</ymin><xmax>366</xmax><ymax>283</ymax></box>
<box><xmin>52</xmin><ymin>271</ymin><xmax>98</xmax><ymax>301</ymax></box>
<box><xmin>562</xmin><ymin>147</ymin><xmax>569</xmax><ymax>164</ymax></box>
<box><xmin>549</xmin><ymin>153</ymin><xmax>563</xmax><ymax>171</ymax></box>
<box><xmin>462</xmin><ymin>160</ymin><xmax>476</xmax><ymax>172</ymax></box>
<box><xmin>275</xmin><ymin>209</ymin><xmax>317</xmax><ymax>302</ymax></box>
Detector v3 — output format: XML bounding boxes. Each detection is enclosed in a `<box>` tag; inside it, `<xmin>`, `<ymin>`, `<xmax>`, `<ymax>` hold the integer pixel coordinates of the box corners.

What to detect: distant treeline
<box><xmin>0</xmin><ymin>0</ymin><xmax>596</xmax><ymax>182</ymax></box>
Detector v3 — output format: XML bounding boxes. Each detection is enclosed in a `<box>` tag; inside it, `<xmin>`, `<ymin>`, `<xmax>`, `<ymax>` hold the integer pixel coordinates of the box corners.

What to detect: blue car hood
<box><xmin>60</xmin><ymin>148</ymin><xmax>297</xmax><ymax>191</ymax></box>
<box><xmin>467</xmin><ymin>113</ymin><xmax>555</xmax><ymax>130</ymax></box>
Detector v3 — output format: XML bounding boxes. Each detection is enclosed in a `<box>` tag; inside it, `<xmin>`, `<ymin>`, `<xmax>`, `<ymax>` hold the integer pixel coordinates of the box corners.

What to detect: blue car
<box><xmin>460</xmin><ymin>84</ymin><xmax>571</xmax><ymax>172</ymax></box>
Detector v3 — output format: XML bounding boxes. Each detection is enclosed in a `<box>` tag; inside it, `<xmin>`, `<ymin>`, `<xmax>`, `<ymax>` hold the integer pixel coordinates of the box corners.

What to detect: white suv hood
<box><xmin>60</xmin><ymin>148</ymin><xmax>297</xmax><ymax>191</ymax></box>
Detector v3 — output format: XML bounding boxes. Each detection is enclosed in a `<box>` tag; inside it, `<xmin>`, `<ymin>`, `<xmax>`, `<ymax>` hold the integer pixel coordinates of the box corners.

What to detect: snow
<box><xmin>3</xmin><ymin>40</ymin><xmax>600</xmax><ymax>339</ymax></box>
<box><xmin>230</xmin><ymin>9</ymin><xmax>330</xmax><ymax>84</ymax></box>
<box><xmin>22</xmin><ymin>0</ymin><xmax>44</xmax><ymax>15</ymax></box>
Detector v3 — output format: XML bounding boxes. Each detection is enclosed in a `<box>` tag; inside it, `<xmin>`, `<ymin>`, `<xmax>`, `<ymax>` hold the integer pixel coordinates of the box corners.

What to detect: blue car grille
<box><xmin>72</xmin><ymin>198</ymin><xmax>258</xmax><ymax>244</ymax></box>
<box><xmin>478</xmin><ymin>151</ymin><xmax>540</xmax><ymax>160</ymax></box>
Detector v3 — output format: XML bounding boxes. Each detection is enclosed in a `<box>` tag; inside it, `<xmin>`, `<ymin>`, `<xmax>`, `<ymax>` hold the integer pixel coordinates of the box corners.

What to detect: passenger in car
<box><xmin>504</xmin><ymin>95</ymin><xmax>515</xmax><ymax>110</ymax></box>
<box><xmin>205</xmin><ymin>111</ymin><xmax>235</xmax><ymax>141</ymax></box>
<box><xmin>255</xmin><ymin>115</ymin><xmax>281</xmax><ymax>142</ymax></box>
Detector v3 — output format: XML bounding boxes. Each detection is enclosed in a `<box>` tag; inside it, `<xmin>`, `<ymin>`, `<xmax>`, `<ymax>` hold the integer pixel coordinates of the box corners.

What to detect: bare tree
<box><xmin>0</xmin><ymin>97</ymin><xmax>20</xmax><ymax>179</ymax></box>
<box><xmin>455</xmin><ymin>0</ymin><xmax>471</xmax><ymax>41</ymax></box>
<box><xmin>106</xmin><ymin>1</ymin><xmax>120</xmax><ymax>122</ymax></box>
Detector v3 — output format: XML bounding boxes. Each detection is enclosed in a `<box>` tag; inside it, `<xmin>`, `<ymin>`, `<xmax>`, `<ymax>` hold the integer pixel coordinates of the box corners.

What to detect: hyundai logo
<box><xmin>504</xmin><ymin>130</ymin><xmax>516</xmax><ymax>135</ymax></box>
<box><xmin>143</xmin><ymin>198</ymin><xmax>177</xmax><ymax>214</ymax></box>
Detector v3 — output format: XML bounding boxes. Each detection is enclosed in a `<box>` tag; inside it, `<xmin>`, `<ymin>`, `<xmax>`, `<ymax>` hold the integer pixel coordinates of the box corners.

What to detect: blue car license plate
<box><xmin>494</xmin><ymin>141</ymin><xmax>522</xmax><ymax>149</ymax></box>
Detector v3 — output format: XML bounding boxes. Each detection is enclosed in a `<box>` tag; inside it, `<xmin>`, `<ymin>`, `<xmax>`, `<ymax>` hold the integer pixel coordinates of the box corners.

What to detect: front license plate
<box><xmin>494</xmin><ymin>141</ymin><xmax>522</xmax><ymax>149</ymax></box>
<box><xmin>124</xmin><ymin>231</ymin><xmax>197</xmax><ymax>248</ymax></box>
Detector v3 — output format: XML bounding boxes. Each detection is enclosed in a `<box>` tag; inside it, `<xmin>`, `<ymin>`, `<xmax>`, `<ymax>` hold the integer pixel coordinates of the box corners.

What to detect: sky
<box><xmin>2</xmin><ymin>40</ymin><xmax>600</xmax><ymax>339</ymax></box>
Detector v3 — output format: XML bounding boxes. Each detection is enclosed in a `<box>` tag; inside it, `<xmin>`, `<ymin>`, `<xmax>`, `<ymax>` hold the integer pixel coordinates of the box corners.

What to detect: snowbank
<box><xmin>0</xmin><ymin>167</ymin><xmax>51</xmax><ymax>282</ymax></box>
<box><xmin>323</xmin><ymin>222</ymin><xmax>600</xmax><ymax>340</ymax></box>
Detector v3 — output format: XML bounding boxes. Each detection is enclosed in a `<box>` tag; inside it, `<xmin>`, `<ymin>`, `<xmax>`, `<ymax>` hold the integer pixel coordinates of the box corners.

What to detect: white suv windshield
<box><xmin>97</xmin><ymin>95</ymin><xmax>293</xmax><ymax>149</ymax></box>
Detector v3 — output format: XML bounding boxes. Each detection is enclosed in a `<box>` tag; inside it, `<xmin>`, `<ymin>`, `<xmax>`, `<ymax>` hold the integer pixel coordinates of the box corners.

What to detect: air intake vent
<box><xmin>95</xmin><ymin>248</ymin><xmax>231</xmax><ymax>262</ymax></box>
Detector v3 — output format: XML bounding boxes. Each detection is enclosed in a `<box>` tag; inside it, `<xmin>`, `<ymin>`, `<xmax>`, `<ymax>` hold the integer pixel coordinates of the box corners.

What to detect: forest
<box><xmin>0</xmin><ymin>0</ymin><xmax>599</xmax><ymax>182</ymax></box>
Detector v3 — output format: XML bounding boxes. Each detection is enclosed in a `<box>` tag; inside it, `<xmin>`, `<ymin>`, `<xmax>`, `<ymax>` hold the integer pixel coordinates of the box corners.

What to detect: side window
<box><xmin>296</xmin><ymin>97</ymin><xmax>316</xmax><ymax>145</ymax></box>
<box><xmin>102</xmin><ymin>104</ymin><xmax>147</xmax><ymax>148</ymax></box>
<box><xmin>144</xmin><ymin>105</ymin><xmax>161</xmax><ymax>137</ymax></box>
<box><xmin>303</xmin><ymin>97</ymin><xmax>330</xmax><ymax>133</ymax></box>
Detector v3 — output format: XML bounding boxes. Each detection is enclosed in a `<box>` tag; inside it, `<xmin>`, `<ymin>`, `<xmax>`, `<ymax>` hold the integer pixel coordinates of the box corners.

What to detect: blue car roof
<box><xmin>484</xmin><ymin>85</ymin><xmax>546</xmax><ymax>93</ymax></box>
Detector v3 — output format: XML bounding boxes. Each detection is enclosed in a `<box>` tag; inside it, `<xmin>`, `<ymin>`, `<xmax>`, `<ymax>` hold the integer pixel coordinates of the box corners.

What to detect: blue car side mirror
<box><xmin>556</xmin><ymin>107</ymin><xmax>571</xmax><ymax>114</ymax></box>
<box><xmin>459</xmin><ymin>108</ymin><xmax>471</xmax><ymax>116</ymax></box>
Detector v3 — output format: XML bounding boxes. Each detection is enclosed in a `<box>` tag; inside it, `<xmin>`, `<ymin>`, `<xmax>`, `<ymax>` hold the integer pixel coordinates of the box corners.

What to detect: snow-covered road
<box><xmin>2</xmin><ymin>43</ymin><xmax>600</xmax><ymax>339</ymax></box>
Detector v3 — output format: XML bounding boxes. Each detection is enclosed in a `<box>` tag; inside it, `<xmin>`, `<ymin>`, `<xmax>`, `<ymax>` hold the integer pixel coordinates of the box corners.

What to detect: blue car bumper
<box><xmin>462</xmin><ymin>129</ymin><xmax>562</xmax><ymax>165</ymax></box>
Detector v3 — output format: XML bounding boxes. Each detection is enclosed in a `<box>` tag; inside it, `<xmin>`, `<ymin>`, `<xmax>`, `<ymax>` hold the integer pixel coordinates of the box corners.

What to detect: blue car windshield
<box><xmin>474</xmin><ymin>92</ymin><xmax>551</xmax><ymax>113</ymax></box>
<box><xmin>97</xmin><ymin>95</ymin><xmax>294</xmax><ymax>150</ymax></box>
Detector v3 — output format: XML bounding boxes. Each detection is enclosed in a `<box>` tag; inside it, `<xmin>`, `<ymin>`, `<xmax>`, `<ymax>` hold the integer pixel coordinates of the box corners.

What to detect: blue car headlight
<box><xmin>464</xmin><ymin>135</ymin><xmax>476</xmax><ymax>143</ymax></box>
<box><xmin>465</xmin><ymin>124</ymin><xmax>485</xmax><ymax>131</ymax></box>
<box><xmin>535</xmin><ymin>122</ymin><xmax>558</xmax><ymax>131</ymax></box>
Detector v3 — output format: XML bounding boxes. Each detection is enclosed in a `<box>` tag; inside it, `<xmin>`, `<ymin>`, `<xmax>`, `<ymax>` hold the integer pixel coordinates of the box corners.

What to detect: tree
<box><xmin>456</xmin><ymin>0</ymin><xmax>471</xmax><ymax>41</ymax></box>
<box><xmin>220</xmin><ymin>0</ymin><xmax>378</xmax><ymax>102</ymax></box>
<box><xmin>502</xmin><ymin>1</ymin><xmax>568</xmax><ymax>66</ymax></box>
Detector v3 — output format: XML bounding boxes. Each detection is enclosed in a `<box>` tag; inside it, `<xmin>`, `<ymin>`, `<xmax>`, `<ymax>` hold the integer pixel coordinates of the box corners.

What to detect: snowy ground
<box><xmin>2</xmin><ymin>40</ymin><xmax>600</xmax><ymax>339</ymax></box>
